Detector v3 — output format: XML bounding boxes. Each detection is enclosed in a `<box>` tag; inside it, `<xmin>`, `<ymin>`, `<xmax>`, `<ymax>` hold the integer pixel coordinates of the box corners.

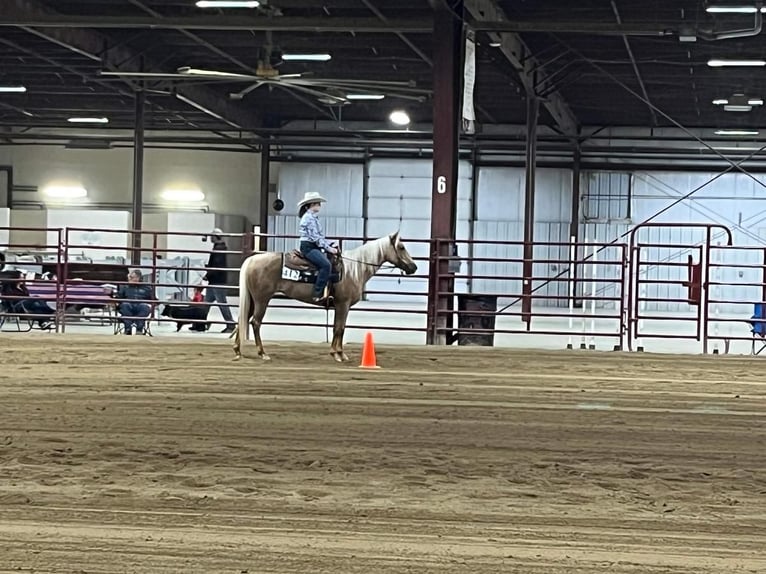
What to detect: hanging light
<box><xmin>389</xmin><ymin>110</ymin><xmax>411</xmax><ymax>126</ymax></box>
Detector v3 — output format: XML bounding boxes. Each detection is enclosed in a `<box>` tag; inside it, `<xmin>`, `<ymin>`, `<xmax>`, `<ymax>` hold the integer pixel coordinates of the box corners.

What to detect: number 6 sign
<box><xmin>436</xmin><ymin>175</ymin><xmax>447</xmax><ymax>194</ymax></box>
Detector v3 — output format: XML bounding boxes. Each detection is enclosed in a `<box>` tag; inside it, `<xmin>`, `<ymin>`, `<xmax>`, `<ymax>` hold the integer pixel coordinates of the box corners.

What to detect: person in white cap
<box><xmin>297</xmin><ymin>191</ymin><xmax>337</xmax><ymax>302</ymax></box>
<box><xmin>202</xmin><ymin>227</ymin><xmax>235</xmax><ymax>332</ymax></box>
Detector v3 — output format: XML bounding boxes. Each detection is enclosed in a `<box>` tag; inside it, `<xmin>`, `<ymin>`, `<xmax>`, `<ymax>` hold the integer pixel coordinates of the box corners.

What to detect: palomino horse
<box><xmin>232</xmin><ymin>231</ymin><xmax>418</xmax><ymax>362</ymax></box>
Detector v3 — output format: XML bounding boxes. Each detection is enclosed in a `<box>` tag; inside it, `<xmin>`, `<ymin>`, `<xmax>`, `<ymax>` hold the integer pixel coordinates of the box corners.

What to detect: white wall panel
<box><xmin>0</xmin><ymin>145</ymin><xmax>260</xmax><ymax>221</ymax></box>
<box><xmin>46</xmin><ymin>209</ymin><xmax>129</xmax><ymax>261</ymax></box>
<box><xmin>583</xmin><ymin>170</ymin><xmax>766</xmax><ymax>313</ymax></box>
<box><xmin>365</xmin><ymin>159</ymin><xmax>471</xmax><ymax>301</ymax></box>
<box><xmin>268</xmin><ymin>163</ymin><xmax>364</xmax><ymax>254</ymax></box>
<box><xmin>472</xmin><ymin>167</ymin><xmax>572</xmax><ymax>307</ymax></box>
<box><xmin>0</xmin><ymin>208</ymin><xmax>9</xmax><ymax>251</ymax></box>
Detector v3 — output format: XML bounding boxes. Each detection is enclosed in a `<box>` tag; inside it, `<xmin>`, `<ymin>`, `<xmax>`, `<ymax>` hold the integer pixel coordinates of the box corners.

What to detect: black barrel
<box><xmin>456</xmin><ymin>294</ymin><xmax>497</xmax><ymax>346</ymax></box>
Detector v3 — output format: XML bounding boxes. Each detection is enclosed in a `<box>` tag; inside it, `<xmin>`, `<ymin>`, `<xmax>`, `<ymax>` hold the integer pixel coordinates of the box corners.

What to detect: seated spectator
<box><xmin>0</xmin><ymin>270</ymin><xmax>55</xmax><ymax>330</ymax></box>
<box><xmin>116</xmin><ymin>269</ymin><xmax>154</xmax><ymax>335</ymax></box>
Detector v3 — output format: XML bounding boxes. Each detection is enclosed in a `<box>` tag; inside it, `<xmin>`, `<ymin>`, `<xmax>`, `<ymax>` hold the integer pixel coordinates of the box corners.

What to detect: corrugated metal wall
<box><xmin>583</xmin><ymin>171</ymin><xmax>766</xmax><ymax>313</ymax></box>
<box><xmin>365</xmin><ymin>159</ymin><xmax>471</xmax><ymax>302</ymax></box>
<box><xmin>473</xmin><ymin>167</ymin><xmax>572</xmax><ymax>307</ymax></box>
<box><xmin>268</xmin><ymin>162</ymin><xmax>365</xmax><ymax>253</ymax></box>
<box><xmin>269</xmin><ymin>162</ymin><xmax>766</xmax><ymax>312</ymax></box>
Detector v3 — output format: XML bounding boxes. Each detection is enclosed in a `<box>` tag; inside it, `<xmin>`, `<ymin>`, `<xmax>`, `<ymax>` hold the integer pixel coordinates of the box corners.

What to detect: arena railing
<box><xmin>706</xmin><ymin>243</ymin><xmax>766</xmax><ymax>355</ymax></box>
<box><xmin>58</xmin><ymin>227</ymin><xmax>251</xmax><ymax>333</ymax></box>
<box><xmin>0</xmin><ymin>227</ymin><xmax>64</xmax><ymax>332</ymax></box>
<box><xmin>430</xmin><ymin>238</ymin><xmax>628</xmax><ymax>350</ymax></box>
<box><xmin>7</xmin><ymin>224</ymin><xmax>762</xmax><ymax>354</ymax></box>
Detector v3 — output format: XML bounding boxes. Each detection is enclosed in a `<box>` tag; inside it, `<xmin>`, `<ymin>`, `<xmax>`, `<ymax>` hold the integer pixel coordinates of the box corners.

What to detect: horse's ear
<box><xmin>389</xmin><ymin>231</ymin><xmax>399</xmax><ymax>245</ymax></box>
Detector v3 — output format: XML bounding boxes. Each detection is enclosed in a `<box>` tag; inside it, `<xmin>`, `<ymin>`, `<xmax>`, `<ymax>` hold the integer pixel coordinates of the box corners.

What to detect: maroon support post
<box><xmin>522</xmin><ymin>93</ymin><xmax>539</xmax><ymax>326</ymax></box>
<box><xmin>426</xmin><ymin>0</ymin><xmax>463</xmax><ymax>345</ymax></box>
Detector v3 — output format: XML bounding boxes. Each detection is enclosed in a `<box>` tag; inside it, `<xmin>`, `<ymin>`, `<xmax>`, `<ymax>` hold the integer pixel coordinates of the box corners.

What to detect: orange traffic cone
<box><xmin>359</xmin><ymin>331</ymin><xmax>381</xmax><ymax>369</ymax></box>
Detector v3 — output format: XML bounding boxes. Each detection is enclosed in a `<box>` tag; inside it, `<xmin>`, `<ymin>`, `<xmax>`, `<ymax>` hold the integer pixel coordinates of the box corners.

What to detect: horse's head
<box><xmin>385</xmin><ymin>232</ymin><xmax>418</xmax><ymax>275</ymax></box>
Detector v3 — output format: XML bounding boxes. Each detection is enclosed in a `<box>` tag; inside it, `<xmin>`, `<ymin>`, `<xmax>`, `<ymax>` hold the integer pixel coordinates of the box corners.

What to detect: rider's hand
<box><xmin>327</xmin><ymin>246</ymin><xmax>338</xmax><ymax>255</ymax></box>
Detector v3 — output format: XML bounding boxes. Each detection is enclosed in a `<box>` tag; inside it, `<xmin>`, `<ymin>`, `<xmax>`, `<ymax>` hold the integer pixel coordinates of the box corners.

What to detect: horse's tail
<box><xmin>236</xmin><ymin>256</ymin><xmax>252</xmax><ymax>342</ymax></box>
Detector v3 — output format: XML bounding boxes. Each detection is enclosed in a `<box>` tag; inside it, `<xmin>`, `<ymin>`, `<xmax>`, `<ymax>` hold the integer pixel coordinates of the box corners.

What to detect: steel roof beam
<box><xmin>464</xmin><ymin>0</ymin><xmax>579</xmax><ymax>137</ymax></box>
<box><xmin>0</xmin><ymin>13</ymin><xmax>433</xmax><ymax>33</ymax></box>
<box><xmin>2</xmin><ymin>0</ymin><xmax>263</xmax><ymax>129</ymax></box>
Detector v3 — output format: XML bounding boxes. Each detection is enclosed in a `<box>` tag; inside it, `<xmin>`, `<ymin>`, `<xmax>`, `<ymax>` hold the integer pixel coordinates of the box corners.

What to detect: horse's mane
<box><xmin>341</xmin><ymin>236</ymin><xmax>390</xmax><ymax>286</ymax></box>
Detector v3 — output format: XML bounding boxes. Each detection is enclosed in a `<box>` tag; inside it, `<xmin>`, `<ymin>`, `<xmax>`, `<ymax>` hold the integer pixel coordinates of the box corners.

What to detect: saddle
<box><xmin>284</xmin><ymin>250</ymin><xmax>340</xmax><ymax>274</ymax></box>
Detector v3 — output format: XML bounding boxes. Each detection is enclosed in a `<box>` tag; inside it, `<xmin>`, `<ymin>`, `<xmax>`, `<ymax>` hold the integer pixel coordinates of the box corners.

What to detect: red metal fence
<box><xmin>0</xmin><ymin>224</ymin><xmax>764</xmax><ymax>354</ymax></box>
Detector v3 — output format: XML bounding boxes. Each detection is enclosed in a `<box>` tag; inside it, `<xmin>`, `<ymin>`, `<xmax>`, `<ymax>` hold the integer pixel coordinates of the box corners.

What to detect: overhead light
<box><xmin>714</xmin><ymin>129</ymin><xmax>760</xmax><ymax>136</ymax></box>
<box><xmin>389</xmin><ymin>110</ymin><xmax>411</xmax><ymax>126</ymax></box>
<box><xmin>0</xmin><ymin>86</ymin><xmax>26</xmax><ymax>93</ymax></box>
<box><xmin>281</xmin><ymin>53</ymin><xmax>332</xmax><ymax>62</ymax></box>
<box><xmin>708</xmin><ymin>58</ymin><xmax>766</xmax><ymax>67</ymax></box>
<box><xmin>43</xmin><ymin>185</ymin><xmax>88</xmax><ymax>199</ymax></box>
<box><xmin>195</xmin><ymin>1</ymin><xmax>260</xmax><ymax>7</ymax></box>
<box><xmin>712</xmin><ymin>94</ymin><xmax>764</xmax><ymax>110</ymax></box>
<box><xmin>161</xmin><ymin>189</ymin><xmax>206</xmax><ymax>202</ymax></box>
<box><xmin>67</xmin><ymin>117</ymin><xmax>109</xmax><ymax>124</ymax></box>
<box><xmin>346</xmin><ymin>94</ymin><xmax>385</xmax><ymax>100</ymax></box>
<box><xmin>489</xmin><ymin>41</ymin><xmax>502</xmax><ymax>47</ymax></box>
<box><xmin>706</xmin><ymin>5</ymin><xmax>766</xmax><ymax>13</ymax></box>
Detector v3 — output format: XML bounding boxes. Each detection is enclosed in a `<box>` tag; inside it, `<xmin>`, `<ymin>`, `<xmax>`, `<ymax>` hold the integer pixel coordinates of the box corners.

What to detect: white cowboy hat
<box><xmin>297</xmin><ymin>191</ymin><xmax>327</xmax><ymax>209</ymax></box>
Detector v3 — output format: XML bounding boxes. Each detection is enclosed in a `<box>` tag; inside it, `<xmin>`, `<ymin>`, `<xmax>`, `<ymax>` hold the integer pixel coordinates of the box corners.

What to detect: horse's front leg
<box><xmin>330</xmin><ymin>303</ymin><xmax>350</xmax><ymax>362</ymax></box>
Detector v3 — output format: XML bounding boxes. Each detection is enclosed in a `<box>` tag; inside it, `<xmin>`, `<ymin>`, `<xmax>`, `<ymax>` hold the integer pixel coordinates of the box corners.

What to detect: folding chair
<box><xmin>0</xmin><ymin>299</ymin><xmax>33</xmax><ymax>332</ymax></box>
<box><xmin>749</xmin><ymin>303</ymin><xmax>766</xmax><ymax>355</ymax></box>
<box><xmin>113</xmin><ymin>303</ymin><xmax>155</xmax><ymax>336</ymax></box>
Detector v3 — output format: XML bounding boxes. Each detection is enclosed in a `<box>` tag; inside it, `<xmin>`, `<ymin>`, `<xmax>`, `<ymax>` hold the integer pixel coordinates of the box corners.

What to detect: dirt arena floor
<box><xmin>2</xmin><ymin>335</ymin><xmax>766</xmax><ymax>573</ymax></box>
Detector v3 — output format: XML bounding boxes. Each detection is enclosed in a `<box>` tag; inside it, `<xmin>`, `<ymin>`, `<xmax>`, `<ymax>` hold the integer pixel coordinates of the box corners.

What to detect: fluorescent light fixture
<box><xmin>749</xmin><ymin>98</ymin><xmax>764</xmax><ymax>105</ymax></box>
<box><xmin>389</xmin><ymin>110</ymin><xmax>411</xmax><ymax>126</ymax></box>
<box><xmin>724</xmin><ymin>105</ymin><xmax>753</xmax><ymax>112</ymax></box>
<box><xmin>0</xmin><ymin>86</ymin><xmax>26</xmax><ymax>93</ymax></box>
<box><xmin>196</xmin><ymin>1</ymin><xmax>260</xmax><ymax>7</ymax></box>
<box><xmin>708</xmin><ymin>58</ymin><xmax>766</xmax><ymax>67</ymax></box>
<box><xmin>43</xmin><ymin>185</ymin><xmax>88</xmax><ymax>199</ymax></box>
<box><xmin>706</xmin><ymin>4</ymin><xmax>766</xmax><ymax>12</ymax></box>
<box><xmin>706</xmin><ymin>5</ymin><xmax>761</xmax><ymax>12</ymax></box>
<box><xmin>714</xmin><ymin>129</ymin><xmax>759</xmax><ymax>135</ymax></box>
<box><xmin>712</xmin><ymin>98</ymin><xmax>729</xmax><ymax>105</ymax></box>
<box><xmin>67</xmin><ymin>117</ymin><xmax>109</xmax><ymax>124</ymax></box>
<box><xmin>346</xmin><ymin>94</ymin><xmax>385</xmax><ymax>100</ymax></box>
<box><xmin>281</xmin><ymin>53</ymin><xmax>332</xmax><ymax>62</ymax></box>
<box><xmin>161</xmin><ymin>189</ymin><xmax>206</xmax><ymax>202</ymax></box>
<box><xmin>489</xmin><ymin>41</ymin><xmax>502</xmax><ymax>47</ymax></box>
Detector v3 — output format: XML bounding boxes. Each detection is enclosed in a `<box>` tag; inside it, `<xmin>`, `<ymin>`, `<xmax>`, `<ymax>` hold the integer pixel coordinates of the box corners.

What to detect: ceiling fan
<box><xmin>99</xmin><ymin>34</ymin><xmax>430</xmax><ymax>106</ymax></box>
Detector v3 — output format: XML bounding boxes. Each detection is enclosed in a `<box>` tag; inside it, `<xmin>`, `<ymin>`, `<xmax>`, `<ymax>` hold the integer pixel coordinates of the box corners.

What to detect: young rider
<box><xmin>297</xmin><ymin>191</ymin><xmax>338</xmax><ymax>302</ymax></box>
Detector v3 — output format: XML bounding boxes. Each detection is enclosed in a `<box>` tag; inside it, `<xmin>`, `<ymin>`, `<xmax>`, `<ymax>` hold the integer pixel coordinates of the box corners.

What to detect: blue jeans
<box><xmin>119</xmin><ymin>302</ymin><xmax>151</xmax><ymax>333</ymax></box>
<box><xmin>300</xmin><ymin>242</ymin><xmax>332</xmax><ymax>296</ymax></box>
<box><xmin>205</xmin><ymin>286</ymin><xmax>234</xmax><ymax>324</ymax></box>
<box><xmin>13</xmin><ymin>299</ymin><xmax>55</xmax><ymax>326</ymax></box>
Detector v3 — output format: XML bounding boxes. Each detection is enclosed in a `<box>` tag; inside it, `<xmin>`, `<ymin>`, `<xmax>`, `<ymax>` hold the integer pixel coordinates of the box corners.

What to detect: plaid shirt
<box><xmin>299</xmin><ymin>211</ymin><xmax>331</xmax><ymax>249</ymax></box>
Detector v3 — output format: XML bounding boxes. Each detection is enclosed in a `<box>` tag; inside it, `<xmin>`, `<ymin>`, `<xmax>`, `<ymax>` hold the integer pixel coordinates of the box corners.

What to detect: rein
<box><xmin>338</xmin><ymin>253</ymin><xmax>398</xmax><ymax>272</ymax></box>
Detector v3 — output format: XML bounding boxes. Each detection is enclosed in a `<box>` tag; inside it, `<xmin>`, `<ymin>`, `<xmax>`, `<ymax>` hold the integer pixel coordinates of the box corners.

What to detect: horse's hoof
<box><xmin>341</xmin><ymin>353</ymin><xmax>350</xmax><ymax>362</ymax></box>
<box><xmin>260</xmin><ymin>354</ymin><xmax>271</xmax><ymax>361</ymax></box>
<box><xmin>233</xmin><ymin>354</ymin><xmax>242</xmax><ymax>362</ymax></box>
<box><xmin>331</xmin><ymin>352</ymin><xmax>343</xmax><ymax>363</ymax></box>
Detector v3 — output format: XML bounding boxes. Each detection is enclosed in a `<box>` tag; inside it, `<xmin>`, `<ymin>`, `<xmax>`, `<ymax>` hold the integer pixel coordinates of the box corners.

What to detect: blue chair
<box><xmin>749</xmin><ymin>303</ymin><xmax>766</xmax><ymax>355</ymax></box>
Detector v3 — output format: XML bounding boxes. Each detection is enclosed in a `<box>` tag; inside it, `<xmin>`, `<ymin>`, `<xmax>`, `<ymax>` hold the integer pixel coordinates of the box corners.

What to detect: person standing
<box><xmin>203</xmin><ymin>228</ymin><xmax>235</xmax><ymax>333</ymax></box>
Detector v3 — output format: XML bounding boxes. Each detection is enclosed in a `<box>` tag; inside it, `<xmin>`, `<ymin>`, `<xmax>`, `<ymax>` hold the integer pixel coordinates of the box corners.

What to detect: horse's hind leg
<box><xmin>252</xmin><ymin>298</ymin><xmax>271</xmax><ymax>360</ymax></box>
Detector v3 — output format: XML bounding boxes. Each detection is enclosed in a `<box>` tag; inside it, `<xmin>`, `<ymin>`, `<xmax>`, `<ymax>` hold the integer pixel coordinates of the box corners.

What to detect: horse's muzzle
<box><xmin>405</xmin><ymin>263</ymin><xmax>418</xmax><ymax>275</ymax></box>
